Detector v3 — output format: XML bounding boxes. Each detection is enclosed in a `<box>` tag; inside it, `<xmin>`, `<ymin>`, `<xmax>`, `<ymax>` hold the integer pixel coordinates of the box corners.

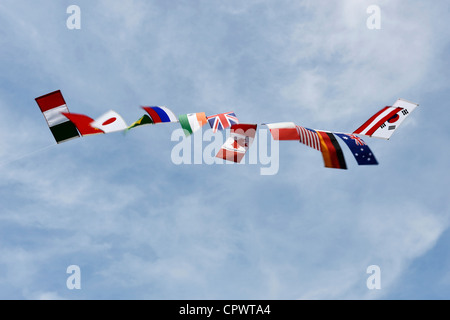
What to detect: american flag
<box><xmin>207</xmin><ymin>111</ymin><xmax>239</xmax><ymax>133</ymax></box>
<box><xmin>296</xmin><ymin>126</ymin><xmax>321</xmax><ymax>151</ymax></box>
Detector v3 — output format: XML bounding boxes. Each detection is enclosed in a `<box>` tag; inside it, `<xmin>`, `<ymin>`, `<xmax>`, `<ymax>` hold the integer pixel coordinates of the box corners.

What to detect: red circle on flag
<box><xmin>387</xmin><ymin>114</ymin><xmax>400</xmax><ymax>123</ymax></box>
<box><xmin>102</xmin><ymin>117</ymin><xmax>117</xmax><ymax>126</ymax></box>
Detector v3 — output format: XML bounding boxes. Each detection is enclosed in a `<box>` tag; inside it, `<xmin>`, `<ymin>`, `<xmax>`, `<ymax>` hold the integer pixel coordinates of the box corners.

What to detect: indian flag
<box><xmin>178</xmin><ymin>112</ymin><xmax>207</xmax><ymax>136</ymax></box>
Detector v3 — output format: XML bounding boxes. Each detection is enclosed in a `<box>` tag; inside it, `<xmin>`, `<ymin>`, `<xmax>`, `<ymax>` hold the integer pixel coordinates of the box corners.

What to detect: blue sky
<box><xmin>0</xmin><ymin>0</ymin><xmax>449</xmax><ymax>299</ymax></box>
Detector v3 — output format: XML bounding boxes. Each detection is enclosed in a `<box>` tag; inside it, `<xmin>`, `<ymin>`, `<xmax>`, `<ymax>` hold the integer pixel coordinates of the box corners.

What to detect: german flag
<box><xmin>317</xmin><ymin>131</ymin><xmax>347</xmax><ymax>169</ymax></box>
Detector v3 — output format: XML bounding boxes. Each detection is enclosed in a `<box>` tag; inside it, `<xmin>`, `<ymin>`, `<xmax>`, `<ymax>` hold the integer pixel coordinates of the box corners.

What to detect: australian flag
<box><xmin>334</xmin><ymin>133</ymin><xmax>378</xmax><ymax>166</ymax></box>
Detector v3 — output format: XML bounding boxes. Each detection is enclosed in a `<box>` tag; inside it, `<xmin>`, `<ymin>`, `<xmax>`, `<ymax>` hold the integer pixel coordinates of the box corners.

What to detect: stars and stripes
<box><xmin>296</xmin><ymin>126</ymin><xmax>321</xmax><ymax>151</ymax></box>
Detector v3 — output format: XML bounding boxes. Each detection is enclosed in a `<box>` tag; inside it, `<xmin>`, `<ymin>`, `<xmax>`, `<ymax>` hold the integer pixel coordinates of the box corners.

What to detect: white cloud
<box><xmin>277</xmin><ymin>0</ymin><xmax>439</xmax><ymax>128</ymax></box>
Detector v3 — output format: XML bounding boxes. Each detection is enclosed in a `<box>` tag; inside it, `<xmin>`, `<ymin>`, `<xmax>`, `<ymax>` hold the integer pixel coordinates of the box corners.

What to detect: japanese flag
<box><xmin>91</xmin><ymin>110</ymin><xmax>128</xmax><ymax>133</ymax></box>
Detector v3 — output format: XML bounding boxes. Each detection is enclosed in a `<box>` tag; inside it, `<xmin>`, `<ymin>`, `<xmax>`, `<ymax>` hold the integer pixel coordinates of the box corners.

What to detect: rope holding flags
<box><xmin>34</xmin><ymin>90</ymin><xmax>419</xmax><ymax>169</ymax></box>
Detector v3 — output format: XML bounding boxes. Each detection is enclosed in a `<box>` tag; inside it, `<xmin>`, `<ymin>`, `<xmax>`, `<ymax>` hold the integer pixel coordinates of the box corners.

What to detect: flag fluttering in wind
<box><xmin>316</xmin><ymin>131</ymin><xmax>347</xmax><ymax>170</ymax></box>
<box><xmin>264</xmin><ymin>123</ymin><xmax>349</xmax><ymax>169</ymax></box>
<box><xmin>62</xmin><ymin>112</ymin><xmax>104</xmax><ymax>136</ymax></box>
<box><xmin>207</xmin><ymin>111</ymin><xmax>239</xmax><ymax>133</ymax></box>
<box><xmin>33</xmin><ymin>91</ymin><xmax>418</xmax><ymax>170</ymax></box>
<box><xmin>335</xmin><ymin>133</ymin><xmax>378</xmax><ymax>165</ymax></box>
<box><xmin>296</xmin><ymin>126</ymin><xmax>321</xmax><ymax>151</ymax></box>
<box><xmin>216</xmin><ymin>124</ymin><xmax>257</xmax><ymax>163</ymax></box>
<box><xmin>265</xmin><ymin>122</ymin><xmax>300</xmax><ymax>140</ymax></box>
<box><xmin>142</xmin><ymin>106</ymin><xmax>178</xmax><ymax>123</ymax></box>
<box><xmin>126</xmin><ymin>114</ymin><xmax>154</xmax><ymax>131</ymax></box>
<box><xmin>91</xmin><ymin>110</ymin><xmax>128</xmax><ymax>133</ymax></box>
<box><xmin>353</xmin><ymin>98</ymin><xmax>419</xmax><ymax>140</ymax></box>
<box><xmin>178</xmin><ymin>112</ymin><xmax>208</xmax><ymax>137</ymax></box>
<box><xmin>35</xmin><ymin>90</ymin><xmax>80</xmax><ymax>143</ymax></box>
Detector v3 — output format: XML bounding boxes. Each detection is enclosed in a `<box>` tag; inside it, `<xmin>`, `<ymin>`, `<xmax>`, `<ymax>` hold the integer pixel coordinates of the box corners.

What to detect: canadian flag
<box><xmin>216</xmin><ymin>124</ymin><xmax>257</xmax><ymax>163</ymax></box>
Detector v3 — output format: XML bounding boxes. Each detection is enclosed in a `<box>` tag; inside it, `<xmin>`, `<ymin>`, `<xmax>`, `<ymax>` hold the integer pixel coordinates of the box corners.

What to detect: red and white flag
<box><xmin>353</xmin><ymin>98</ymin><xmax>419</xmax><ymax>139</ymax></box>
<box><xmin>216</xmin><ymin>124</ymin><xmax>257</xmax><ymax>163</ymax></box>
<box><xmin>265</xmin><ymin>122</ymin><xmax>300</xmax><ymax>140</ymax></box>
<box><xmin>91</xmin><ymin>110</ymin><xmax>128</xmax><ymax>133</ymax></box>
<box><xmin>62</xmin><ymin>112</ymin><xmax>104</xmax><ymax>136</ymax></box>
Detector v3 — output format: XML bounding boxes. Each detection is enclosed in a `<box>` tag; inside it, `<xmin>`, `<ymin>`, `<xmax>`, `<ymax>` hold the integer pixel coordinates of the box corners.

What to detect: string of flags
<box><xmin>35</xmin><ymin>90</ymin><xmax>419</xmax><ymax>169</ymax></box>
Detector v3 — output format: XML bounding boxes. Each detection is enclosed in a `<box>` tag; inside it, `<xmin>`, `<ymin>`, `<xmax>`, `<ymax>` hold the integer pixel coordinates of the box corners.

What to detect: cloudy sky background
<box><xmin>0</xmin><ymin>0</ymin><xmax>449</xmax><ymax>299</ymax></box>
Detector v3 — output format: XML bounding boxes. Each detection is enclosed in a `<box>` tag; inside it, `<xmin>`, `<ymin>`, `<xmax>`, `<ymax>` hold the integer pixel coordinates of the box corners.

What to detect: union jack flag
<box><xmin>349</xmin><ymin>134</ymin><xmax>366</xmax><ymax>146</ymax></box>
<box><xmin>207</xmin><ymin>111</ymin><xmax>239</xmax><ymax>133</ymax></box>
